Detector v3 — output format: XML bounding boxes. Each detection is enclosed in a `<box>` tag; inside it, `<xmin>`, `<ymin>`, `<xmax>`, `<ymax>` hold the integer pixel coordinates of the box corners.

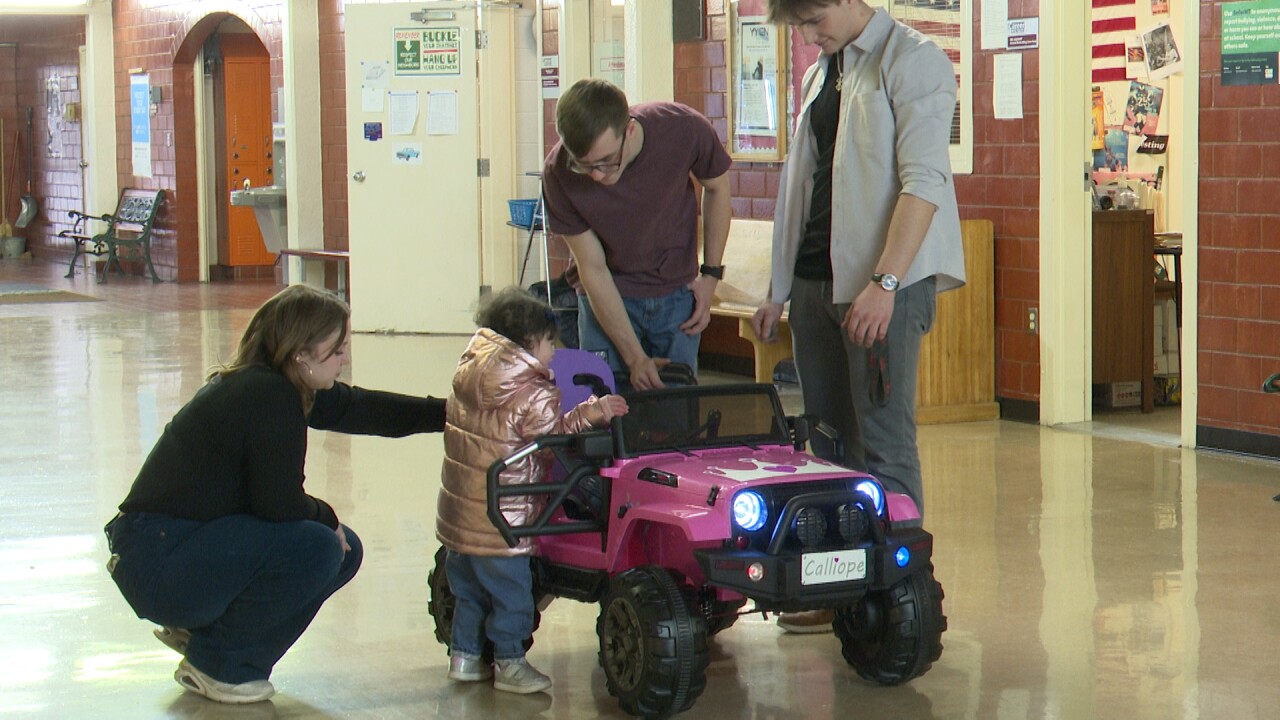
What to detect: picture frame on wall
<box><xmin>727</xmin><ymin>0</ymin><xmax>788</xmax><ymax>161</ymax></box>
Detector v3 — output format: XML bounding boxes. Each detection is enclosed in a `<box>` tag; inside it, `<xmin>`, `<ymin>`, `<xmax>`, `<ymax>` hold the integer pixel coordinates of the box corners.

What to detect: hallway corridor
<box><xmin>1</xmin><ymin>259</ymin><xmax>1277</xmax><ymax>720</ymax></box>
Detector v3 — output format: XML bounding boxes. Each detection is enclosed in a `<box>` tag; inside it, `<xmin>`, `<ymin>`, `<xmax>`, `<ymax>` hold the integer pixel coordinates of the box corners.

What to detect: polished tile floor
<box><xmin>2</xmin><ymin>259</ymin><xmax>1278</xmax><ymax>720</ymax></box>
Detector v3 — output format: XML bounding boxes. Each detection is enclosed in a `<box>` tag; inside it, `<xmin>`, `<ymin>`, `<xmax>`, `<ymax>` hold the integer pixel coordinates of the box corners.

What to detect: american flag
<box><xmin>889</xmin><ymin>2</ymin><xmax>964</xmax><ymax>144</ymax></box>
<box><xmin>1092</xmin><ymin>0</ymin><xmax>1137</xmax><ymax>83</ymax></box>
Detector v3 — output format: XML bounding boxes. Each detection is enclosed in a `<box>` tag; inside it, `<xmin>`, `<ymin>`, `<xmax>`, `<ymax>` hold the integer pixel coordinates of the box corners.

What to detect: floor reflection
<box><xmin>2</xmin><ymin>260</ymin><xmax>1279</xmax><ymax>719</ymax></box>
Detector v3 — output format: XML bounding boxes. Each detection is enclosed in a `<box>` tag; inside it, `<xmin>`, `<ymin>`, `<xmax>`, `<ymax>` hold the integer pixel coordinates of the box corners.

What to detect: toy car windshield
<box><xmin>614</xmin><ymin>384</ymin><xmax>791</xmax><ymax>457</ymax></box>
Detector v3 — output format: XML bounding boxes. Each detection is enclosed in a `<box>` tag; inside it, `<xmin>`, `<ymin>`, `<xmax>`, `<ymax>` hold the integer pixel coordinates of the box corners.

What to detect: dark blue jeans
<box><xmin>105</xmin><ymin>512</ymin><xmax>362</xmax><ymax>684</ymax></box>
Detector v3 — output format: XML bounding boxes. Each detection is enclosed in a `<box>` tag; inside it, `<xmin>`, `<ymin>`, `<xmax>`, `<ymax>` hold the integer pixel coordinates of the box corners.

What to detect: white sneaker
<box><xmin>174</xmin><ymin>659</ymin><xmax>275</xmax><ymax>704</ymax></box>
<box><xmin>448</xmin><ymin>652</ymin><xmax>493</xmax><ymax>682</ymax></box>
<box><xmin>154</xmin><ymin>627</ymin><xmax>191</xmax><ymax>654</ymax></box>
<box><xmin>493</xmin><ymin>658</ymin><xmax>552</xmax><ymax>695</ymax></box>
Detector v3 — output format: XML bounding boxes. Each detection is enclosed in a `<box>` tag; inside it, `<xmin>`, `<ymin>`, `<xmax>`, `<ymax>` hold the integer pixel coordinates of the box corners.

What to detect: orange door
<box><xmin>222</xmin><ymin>36</ymin><xmax>275</xmax><ymax>266</ymax></box>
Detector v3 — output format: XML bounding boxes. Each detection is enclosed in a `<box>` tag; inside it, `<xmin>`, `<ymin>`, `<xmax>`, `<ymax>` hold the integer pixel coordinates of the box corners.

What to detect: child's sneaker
<box><xmin>448</xmin><ymin>652</ymin><xmax>493</xmax><ymax>682</ymax></box>
<box><xmin>493</xmin><ymin>658</ymin><xmax>552</xmax><ymax>694</ymax></box>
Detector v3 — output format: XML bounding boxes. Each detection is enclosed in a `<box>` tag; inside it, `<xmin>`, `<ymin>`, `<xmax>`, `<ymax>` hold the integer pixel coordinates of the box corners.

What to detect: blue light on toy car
<box><xmin>733</xmin><ymin>491</ymin><xmax>768</xmax><ymax>532</ymax></box>
<box><xmin>895</xmin><ymin>546</ymin><xmax>911</xmax><ymax>568</ymax></box>
<box><xmin>855</xmin><ymin>479</ymin><xmax>885</xmax><ymax>515</ymax></box>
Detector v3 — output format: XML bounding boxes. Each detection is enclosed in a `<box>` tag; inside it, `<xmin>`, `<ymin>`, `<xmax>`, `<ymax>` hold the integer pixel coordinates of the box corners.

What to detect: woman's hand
<box><xmin>335</xmin><ymin>524</ymin><xmax>352</xmax><ymax>553</ymax></box>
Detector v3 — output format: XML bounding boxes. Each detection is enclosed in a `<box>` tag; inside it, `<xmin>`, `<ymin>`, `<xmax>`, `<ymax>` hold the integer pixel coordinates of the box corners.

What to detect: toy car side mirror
<box><xmin>790</xmin><ymin>415</ymin><xmax>846</xmax><ymax>462</ymax></box>
<box><xmin>788</xmin><ymin>416</ymin><xmax>811</xmax><ymax>450</ymax></box>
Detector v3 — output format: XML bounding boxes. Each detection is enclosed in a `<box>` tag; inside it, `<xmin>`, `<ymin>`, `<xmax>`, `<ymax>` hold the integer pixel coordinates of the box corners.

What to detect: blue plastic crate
<box><xmin>508</xmin><ymin>199</ymin><xmax>542</xmax><ymax>229</ymax></box>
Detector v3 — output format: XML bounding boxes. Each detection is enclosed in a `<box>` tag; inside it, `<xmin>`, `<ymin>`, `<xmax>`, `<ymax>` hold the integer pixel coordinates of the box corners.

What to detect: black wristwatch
<box><xmin>699</xmin><ymin>263</ymin><xmax>725</xmax><ymax>280</ymax></box>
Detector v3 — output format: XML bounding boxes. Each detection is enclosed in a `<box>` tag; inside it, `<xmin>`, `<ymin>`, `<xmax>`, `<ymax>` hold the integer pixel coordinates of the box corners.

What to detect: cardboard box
<box><xmin>1101</xmin><ymin>381</ymin><xmax>1142</xmax><ymax>408</ymax></box>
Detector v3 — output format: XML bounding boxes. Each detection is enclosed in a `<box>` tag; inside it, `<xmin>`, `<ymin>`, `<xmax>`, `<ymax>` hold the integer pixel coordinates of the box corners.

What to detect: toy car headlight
<box><xmin>733</xmin><ymin>490</ymin><xmax>768</xmax><ymax>532</ymax></box>
<box><xmin>855</xmin><ymin>479</ymin><xmax>885</xmax><ymax>516</ymax></box>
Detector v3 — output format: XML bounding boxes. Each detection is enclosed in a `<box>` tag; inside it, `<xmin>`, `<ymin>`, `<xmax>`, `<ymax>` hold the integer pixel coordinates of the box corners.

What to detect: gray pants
<box><xmin>788</xmin><ymin>276</ymin><xmax>936</xmax><ymax>513</ymax></box>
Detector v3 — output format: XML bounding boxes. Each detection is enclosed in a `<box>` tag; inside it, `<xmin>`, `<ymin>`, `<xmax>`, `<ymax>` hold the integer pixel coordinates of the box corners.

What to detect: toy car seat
<box><xmin>549</xmin><ymin>349</ymin><xmax>616</xmax><ymax>520</ymax></box>
<box><xmin>550</xmin><ymin>349</ymin><xmax>615</xmax><ymax>414</ymax></box>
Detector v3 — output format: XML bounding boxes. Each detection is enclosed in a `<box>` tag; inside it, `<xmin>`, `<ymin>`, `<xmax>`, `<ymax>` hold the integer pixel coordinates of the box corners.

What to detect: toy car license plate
<box><xmin>800</xmin><ymin>549</ymin><xmax>867</xmax><ymax>585</ymax></box>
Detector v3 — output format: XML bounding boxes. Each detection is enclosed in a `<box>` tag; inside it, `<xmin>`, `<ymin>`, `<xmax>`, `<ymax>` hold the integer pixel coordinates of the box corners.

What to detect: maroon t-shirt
<box><xmin>543</xmin><ymin>102</ymin><xmax>731</xmax><ymax>298</ymax></box>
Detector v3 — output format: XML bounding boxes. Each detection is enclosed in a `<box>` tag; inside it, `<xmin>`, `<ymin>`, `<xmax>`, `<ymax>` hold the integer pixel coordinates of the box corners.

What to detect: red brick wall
<box><xmin>109</xmin><ymin>0</ymin><xmax>283</xmax><ymax>282</ymax></box>
<box><xmin>0</xmin><ymin>16</ymin><xmax>86</xmax><ymax>260</ymax></box>
<box><xmin>1196</xmin><ymin>0</ymin><xmax>1280</xmax><ymax>439</ymax></box>
<box><xmin>684</xmin><ymin>1</ymin><xmax>775</xmax><ymax>222</ymax></box>
<box><xmin>959</xmin><ymin>0</ymin><xmax>1041</xmax><ymax>404</ymax></box>
<box><xmin>675</xmin><ymin>1</ymin><xmax>1044</xmax><ymax>404</ymax></box>
<box><xmin>319</xmin><ymin>0</ymin><xmax>348</xmax><ymax>252</ymax></box>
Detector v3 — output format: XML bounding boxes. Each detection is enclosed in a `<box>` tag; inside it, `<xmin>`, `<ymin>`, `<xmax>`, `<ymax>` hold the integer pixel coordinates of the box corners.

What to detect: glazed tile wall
<box><xmin>0</xmin><ymin>16</ymin><xmax>85</xmax><ymax>261</ymax></box>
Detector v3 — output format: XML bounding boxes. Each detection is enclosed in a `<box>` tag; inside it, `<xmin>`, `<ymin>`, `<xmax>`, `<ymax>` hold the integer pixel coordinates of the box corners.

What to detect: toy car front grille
<box><xmin>733</xmin><ymin>480</ymin><xmax>881</xmax><ymax>554</ymax></box>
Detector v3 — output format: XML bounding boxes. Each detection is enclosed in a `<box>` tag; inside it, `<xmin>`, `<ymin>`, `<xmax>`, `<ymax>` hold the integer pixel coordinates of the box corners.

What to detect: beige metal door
<box><xmin>344</xmin><ymin>2</ymin><xmax>486</xmax><ymax>334</ymax></box>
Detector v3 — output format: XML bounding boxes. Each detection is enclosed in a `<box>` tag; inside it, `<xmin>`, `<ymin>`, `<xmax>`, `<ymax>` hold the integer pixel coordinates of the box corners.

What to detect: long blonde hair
<box><xmin>212</xmin><ymin>284</ymin><xmax>350</xmax><ymax>413</ymax></box>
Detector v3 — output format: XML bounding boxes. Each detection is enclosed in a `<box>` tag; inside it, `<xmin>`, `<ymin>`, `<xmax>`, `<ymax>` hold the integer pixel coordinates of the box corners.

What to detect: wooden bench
<box><xmin>61</xmin><ymin>188</ymin><xmax>166</xmax><ymax>283</ymax></box>
<box><xmin>709</xmin><ymin>218</ymin><xmax>998</xmax><ymax>424</ymax></box>
<box><xmin>278</xmin><ymin>248</ymin><xmax>350</xmax><ymax>301</ymax></box>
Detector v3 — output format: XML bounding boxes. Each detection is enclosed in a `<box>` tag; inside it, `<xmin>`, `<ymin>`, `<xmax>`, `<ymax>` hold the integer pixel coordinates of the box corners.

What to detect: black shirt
<box><xmin>118</xmin><ymin>365</ymin><xmax>446</xmax><ymax>528</ymax></box>
<box><xmin>796</xmin><ymin>53</ymin><xmax>843</xmax><ymax>281</ymax></box>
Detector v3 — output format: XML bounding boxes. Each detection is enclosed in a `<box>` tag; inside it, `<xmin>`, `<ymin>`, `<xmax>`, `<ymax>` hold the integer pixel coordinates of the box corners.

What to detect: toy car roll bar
<box><xmin>486</xmin><ymin>431</ymin><xmax>613</xmax><ymax>548</ymax></box>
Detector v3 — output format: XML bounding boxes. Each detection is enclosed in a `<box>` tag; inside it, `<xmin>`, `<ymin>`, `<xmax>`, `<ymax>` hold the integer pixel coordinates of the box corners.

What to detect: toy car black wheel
<box><xmin>834</xmin><ymin>563</ymin><xmax>946</xmax><ymax>685</ymax></box>
<box><xmin>427</xmin><ymin>546</ymin><xmax>542</xmax><ymax>662</ymax></box>
<box><xmin>597</xmin><ymin>566</ymin><xmax>709</xmax><ymax>718</ymax></box>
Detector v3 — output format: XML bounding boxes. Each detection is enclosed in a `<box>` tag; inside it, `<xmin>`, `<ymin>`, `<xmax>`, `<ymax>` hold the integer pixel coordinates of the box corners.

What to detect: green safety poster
<box><xmin>1222</xmin><ymin>0</ymin><xmax>1280</xmax><ymax>85</ymax></box>
<box><xmin>394</xmin><ymin>27</ymin><xmax>462</xmax><ymax>76</ymax></box>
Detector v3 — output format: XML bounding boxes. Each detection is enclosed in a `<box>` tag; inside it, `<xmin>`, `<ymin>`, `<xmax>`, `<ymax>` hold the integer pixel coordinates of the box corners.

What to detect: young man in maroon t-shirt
<box><xmin>542</xmin><ymin>79</ymin><xmax>732</xmax><ymax>391</ymax></box>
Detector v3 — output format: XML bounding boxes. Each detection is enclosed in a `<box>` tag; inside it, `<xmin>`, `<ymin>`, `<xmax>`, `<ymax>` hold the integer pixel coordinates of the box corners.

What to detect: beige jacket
<box><xmin>436</xmin><ymin>328</ymin><xmax>614</xmax><ymax>556</ymax></box>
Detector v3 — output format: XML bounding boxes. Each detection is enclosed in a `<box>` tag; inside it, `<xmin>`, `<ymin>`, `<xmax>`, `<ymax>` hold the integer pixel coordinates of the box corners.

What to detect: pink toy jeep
<box><xmin>429</xmin><ymin>379</ymin><xmax>945</xmax><ymax>718</ymax></box>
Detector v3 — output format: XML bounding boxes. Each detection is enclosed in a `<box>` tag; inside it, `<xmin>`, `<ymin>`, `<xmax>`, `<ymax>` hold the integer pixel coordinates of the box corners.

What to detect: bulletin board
<box><xmin>727</xmin><ymin>0</ymin><xmax>788</xmax><ymax>161</ymax></box>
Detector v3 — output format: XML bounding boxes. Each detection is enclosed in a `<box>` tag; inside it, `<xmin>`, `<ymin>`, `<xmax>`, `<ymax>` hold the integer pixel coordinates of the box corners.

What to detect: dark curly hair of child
<box><xmin>474</xmin><ymin>287</ymin><xmax>560</xmax><ymax>353</ymax></box>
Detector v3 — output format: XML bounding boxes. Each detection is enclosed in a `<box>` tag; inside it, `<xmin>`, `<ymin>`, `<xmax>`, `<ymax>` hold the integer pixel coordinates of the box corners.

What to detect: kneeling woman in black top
<box><xmin>105</xmin><ymin>284</ymin><xmax>446</xmax><ymax>704</ymax></box>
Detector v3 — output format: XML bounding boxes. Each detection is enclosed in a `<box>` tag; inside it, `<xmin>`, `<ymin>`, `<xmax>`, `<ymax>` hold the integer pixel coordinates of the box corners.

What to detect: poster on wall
<box><xmin>1122</xmin><ymin>81</ymin><xmax>1163</xmax><ymax>136</ymax></box>
<box><xmin>1221</xmin><ymin>0</ymin><xmax>1280</xmax><ymax>86</ymax></box>
<box><xmin>1094</xmin><ymin>128</ymin><xmax>1130</xmax><ymax>173</ymax></box>
<box><xmin>735</xmin><ymin>20</ymin><xmax>779</xmax><ymax>134</ymax></box>
<box><xmin>1091</xmin><ymin>88</ymin><xmax>1106</xmax><ymax>150</ymax></box>
<box><xmin>1125</xmin><ymin>37</ymin><xmax>1146</xmax><ymax>78</ymax></box>
<box><xmin>393</xmin><ymin>27</ymin><xmax>461</xmax><ymax>76</ymax></box>
<box><xmin>1141</xmin><ymin>23</ymin><xmax>1183</xmax><ymax>80</ymax></box>
<box><xmin>129</xmin><ymin>73</ymin><xmax>152</xmax><ymax>178</ymax></box>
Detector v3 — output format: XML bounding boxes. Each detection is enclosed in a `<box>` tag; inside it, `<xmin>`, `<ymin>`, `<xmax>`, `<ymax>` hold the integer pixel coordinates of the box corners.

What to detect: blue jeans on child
<box><xmin>105</xmin><ymin>512</ymin><xmax>361</xmax><ymax>684</ymax></box>
<box><xmin>577</xmin><ymin>287</ymin><xmax>700</xmax><ymax>387</ymax></box>
<box><xmin>445</xmin><ymin>550</ymin><xmax>535</xmax><ymax>660</ymax></box>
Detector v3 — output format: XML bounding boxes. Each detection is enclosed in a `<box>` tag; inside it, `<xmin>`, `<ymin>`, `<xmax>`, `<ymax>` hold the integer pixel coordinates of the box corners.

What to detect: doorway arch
<box><xmin>169</xmin><ymin>6</ymin><xmax>274</xmax><ymax>282</ymax></box>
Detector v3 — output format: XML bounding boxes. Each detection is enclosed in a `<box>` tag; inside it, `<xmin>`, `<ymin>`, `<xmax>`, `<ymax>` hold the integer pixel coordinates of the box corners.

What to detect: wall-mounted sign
<box><xmin>1007</xmin><ymin>17</ymin><xmax>1039</xmax><ymax>50</ymax></box>
<box><xmin>393</xmin><ymin>27</ymin><xmax>461</xmax><ymax>76</ymax></box>
<box><xmin>130</xmin><ymin>73</ymin><xmax>151</xmax><ymax>178</ymax></box>
<box><xmin>1222</xmin><ymin>0</ymin><xmax>1280</xmax><ymax>86</ymax></box>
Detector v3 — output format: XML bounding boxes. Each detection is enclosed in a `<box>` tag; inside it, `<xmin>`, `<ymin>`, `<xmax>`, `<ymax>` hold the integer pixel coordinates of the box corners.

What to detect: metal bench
<box><xmin>61</xmin><ymin>188</ymin><xmax>166</xmax><ymax>283</ymax></box>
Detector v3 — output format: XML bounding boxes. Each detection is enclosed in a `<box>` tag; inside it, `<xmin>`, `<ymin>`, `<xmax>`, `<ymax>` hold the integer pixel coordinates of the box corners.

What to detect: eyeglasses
<box><xmin>567</xmin><ymin>120</ymin><xmax>632</xmax><ymax>176</ymax></box>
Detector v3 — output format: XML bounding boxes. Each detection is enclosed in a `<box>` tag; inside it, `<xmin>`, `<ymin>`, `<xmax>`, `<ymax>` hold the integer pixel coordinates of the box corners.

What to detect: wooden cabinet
<box><xmin>1092</xmin><ymin>210</ymin><xmax>1155</xmax><ymax>413</ymax></box>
